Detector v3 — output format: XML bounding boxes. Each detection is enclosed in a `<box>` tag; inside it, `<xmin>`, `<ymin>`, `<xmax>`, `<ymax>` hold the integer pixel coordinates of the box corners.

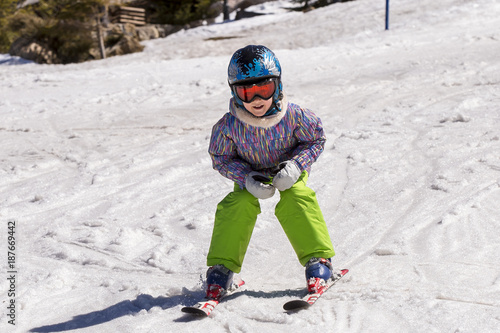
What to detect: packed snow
<box><xmin>1</xmin><ymin>0</ymin><xmax>500</xmax><ymax>332</ymax></box>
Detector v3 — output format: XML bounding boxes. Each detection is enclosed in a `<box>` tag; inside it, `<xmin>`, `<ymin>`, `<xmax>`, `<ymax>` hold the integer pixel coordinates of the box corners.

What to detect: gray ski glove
<box><xmin>245</xmin><ymin>171</ymin><xmax>276</xmax><ymax>199</ymax></box>
<box><xmin>272</xmin><ymin>161</ymin><xmax>301</xmax><ymax>191</ymax></box>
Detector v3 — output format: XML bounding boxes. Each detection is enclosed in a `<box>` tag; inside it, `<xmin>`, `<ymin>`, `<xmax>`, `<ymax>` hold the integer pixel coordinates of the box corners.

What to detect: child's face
<box><xmin>243</xmin><ymin>97</ymin><xmax>273</xmax><ymax>117</ymax></box>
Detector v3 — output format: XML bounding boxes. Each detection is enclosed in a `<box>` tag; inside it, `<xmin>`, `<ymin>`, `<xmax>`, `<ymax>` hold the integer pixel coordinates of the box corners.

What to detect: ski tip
<box><xmin>181</xmin><ymin>306</ymin><xmax>210</xmax><ymax>316</ymax></box>
<box><xmin>234</xmin><ymin>278</ymin><xmax>246</xmax><ymax>288</ymax></box>
<box><xmin>340</xmin><ymin>268</ymin><xmax>349</xmax><ymax>276</ymax></box>
<box><xmin>283</xmin><ymin>300</ymin><xmax>310</xmax><ymax>311</ymax></box>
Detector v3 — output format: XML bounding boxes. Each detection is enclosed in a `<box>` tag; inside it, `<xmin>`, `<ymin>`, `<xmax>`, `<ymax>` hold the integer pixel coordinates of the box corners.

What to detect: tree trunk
<box><xmin>95</xmin><ymin>9</ymin><xmax>106</xmax><ymax>59</ymax></box>
<box><xmin>223</xmin><ymin>0</ymin><xmax>229</xmax><ymax>21</ymax></box>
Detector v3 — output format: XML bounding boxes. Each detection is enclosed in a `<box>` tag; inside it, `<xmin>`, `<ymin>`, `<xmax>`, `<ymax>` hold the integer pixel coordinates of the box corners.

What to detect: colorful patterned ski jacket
<box><xmin>209</xmin><ymin>95</ymin><xmax>326</xmax><ymax>189</ymax></box>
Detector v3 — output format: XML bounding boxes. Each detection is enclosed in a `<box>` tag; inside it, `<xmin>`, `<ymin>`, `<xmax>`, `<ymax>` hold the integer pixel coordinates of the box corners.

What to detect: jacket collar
<box><xmin>230</xmin><ymin>93</ymin><xmax>288</xmax><ymax>128</ymax></box>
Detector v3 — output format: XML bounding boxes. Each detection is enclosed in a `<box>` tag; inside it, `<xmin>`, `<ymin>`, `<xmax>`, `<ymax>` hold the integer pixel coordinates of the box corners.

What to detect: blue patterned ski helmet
<box><xmin>228</xmin><ymin>45</ymin><xmax>281</xmax><ymax>84</ymax></box>
<box><xmin>228</xmin><ymin>45</ymin><xmax>283</xmax><ymax>115</ymax></box>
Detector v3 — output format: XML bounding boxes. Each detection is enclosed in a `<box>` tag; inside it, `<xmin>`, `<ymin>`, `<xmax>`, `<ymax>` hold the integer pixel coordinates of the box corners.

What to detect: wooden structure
<box><xmin>117</xmin><ymin>6</ymin><xmax>146</xmax><ymax>26</ymax></box>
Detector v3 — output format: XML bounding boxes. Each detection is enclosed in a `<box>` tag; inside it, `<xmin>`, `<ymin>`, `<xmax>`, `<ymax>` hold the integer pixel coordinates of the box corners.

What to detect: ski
<box><xmin>283</xmin><ymin>268</ymin><xmax>349</xmax><ymax>311</ymax></box>
<box><xmin>181</xmin><ymin>277</ymin><xmax>245</xmax><ymax>316</ymax></box>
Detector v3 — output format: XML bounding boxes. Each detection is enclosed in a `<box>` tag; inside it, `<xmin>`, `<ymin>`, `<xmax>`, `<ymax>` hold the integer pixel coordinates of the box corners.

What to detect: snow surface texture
<box><xmin>1</xmin><ymin>0</ymin><xmax>500</xmax><ymax>332</ymax></box>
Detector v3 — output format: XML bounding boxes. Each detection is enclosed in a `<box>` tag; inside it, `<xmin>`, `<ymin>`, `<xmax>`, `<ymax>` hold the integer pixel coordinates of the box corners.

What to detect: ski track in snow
<box><xmin>1</xmin><ymin>0</ymin><xmax>500</xmax><ymax>332</ymax></box>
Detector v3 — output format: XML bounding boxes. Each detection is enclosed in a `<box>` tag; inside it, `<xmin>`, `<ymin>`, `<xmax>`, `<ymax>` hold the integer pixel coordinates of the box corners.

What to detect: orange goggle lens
<box><xmin>233</xmin><ymin>79</ymin><xmax>277</xmax><ymax>103</ymax></box>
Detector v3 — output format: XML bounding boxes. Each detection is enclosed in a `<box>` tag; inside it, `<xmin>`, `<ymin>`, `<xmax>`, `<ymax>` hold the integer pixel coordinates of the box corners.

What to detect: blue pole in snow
<box><xmin>385</xmin><ymin>0</ymin><xmax>389</xmax><ymax>30</ymax></box>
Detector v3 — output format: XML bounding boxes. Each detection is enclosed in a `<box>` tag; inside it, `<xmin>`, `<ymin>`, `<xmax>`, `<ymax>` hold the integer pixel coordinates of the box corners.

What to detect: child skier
<box><xmin>206</xmin><ymin>45</ymin><xmax>336</xmax><ymax>299</ymax></box>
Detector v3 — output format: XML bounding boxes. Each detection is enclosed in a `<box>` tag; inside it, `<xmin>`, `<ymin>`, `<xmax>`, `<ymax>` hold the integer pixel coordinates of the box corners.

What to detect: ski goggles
<box><xmin>232</xmin><ymin>78</ymin><xmax>277</xmax><ymax>103</ymax></box>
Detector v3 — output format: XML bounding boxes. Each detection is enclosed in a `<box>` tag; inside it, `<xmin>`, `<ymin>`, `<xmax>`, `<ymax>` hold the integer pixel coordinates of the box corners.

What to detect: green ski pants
<box><xmin>207</xmin><ymin>171</ymin><xmax>335</xmax><ymax>273</ymax></box>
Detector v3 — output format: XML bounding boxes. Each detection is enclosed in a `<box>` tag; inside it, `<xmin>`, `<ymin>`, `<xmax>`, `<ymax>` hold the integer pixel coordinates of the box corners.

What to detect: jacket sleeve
<box><xmin>290</xmin><ymin>107</ymin><xmax>326</xmax><ymax>172</ymax></box>
<box><xmin>208</xmin><ymin>116</ymin><xmax>252</xmax><ymax>188</ymax></box>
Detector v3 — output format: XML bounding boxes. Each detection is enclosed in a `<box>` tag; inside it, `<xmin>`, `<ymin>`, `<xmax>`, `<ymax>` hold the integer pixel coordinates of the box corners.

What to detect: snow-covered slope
<box><xmin>1</xmin><ymin>0</ymin><xmax>499</xmax><ymax>332</ymax></box>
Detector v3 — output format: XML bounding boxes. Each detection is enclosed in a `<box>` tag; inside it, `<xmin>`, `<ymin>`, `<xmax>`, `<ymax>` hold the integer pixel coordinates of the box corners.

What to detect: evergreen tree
<box><xmin>7</xmin><ymin>0</ymin><xmax>109</xmax><ymax>63</ymax></box>
<box><xmin>143</xmin><ymin>0</ymin><xmax>218</xmax><ymax>25</ymax></box>
<box><xmin>2</xmin><ymin>0</ymin><xmax>220</xmax><ymax>61</ymax></box>
<box><xmin>0</xmin><ymin>0</ymin><xmax>20</xmax><ymax>52</ymax></box>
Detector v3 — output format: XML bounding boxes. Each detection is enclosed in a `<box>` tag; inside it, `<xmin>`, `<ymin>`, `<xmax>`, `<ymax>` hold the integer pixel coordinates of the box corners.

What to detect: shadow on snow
<box><xmin>29</xmin><ymin>293</ymin><xmax>192</xmax><ymax>332</ymax></box>
<box><xmin>29</xmin><ymin>288</ymin><xmax>305</xmax><ymax>331</ymax></box>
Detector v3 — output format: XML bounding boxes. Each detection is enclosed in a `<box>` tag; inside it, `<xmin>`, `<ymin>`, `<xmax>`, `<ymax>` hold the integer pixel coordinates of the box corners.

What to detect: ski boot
<box><xmin>305</xmin><ymin>257</ymin><xmax>333</xmax><ymax>293</ymax></box>
<box><xmin>205</xmin><ymin>265</ymin><xmax>234</xmax><ymax>300</ymax></box>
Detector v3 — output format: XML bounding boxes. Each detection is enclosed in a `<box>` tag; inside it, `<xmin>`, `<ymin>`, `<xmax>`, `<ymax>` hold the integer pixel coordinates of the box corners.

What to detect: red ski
<box><xmin>283</xmin><ymin>269</ymin><xmax>349</xmax><ymax>311</ymax></box>
<box><xmin>181</xmin><ymin>277</ymin><xmax>245</xmax><ymax>316</ymax></box>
